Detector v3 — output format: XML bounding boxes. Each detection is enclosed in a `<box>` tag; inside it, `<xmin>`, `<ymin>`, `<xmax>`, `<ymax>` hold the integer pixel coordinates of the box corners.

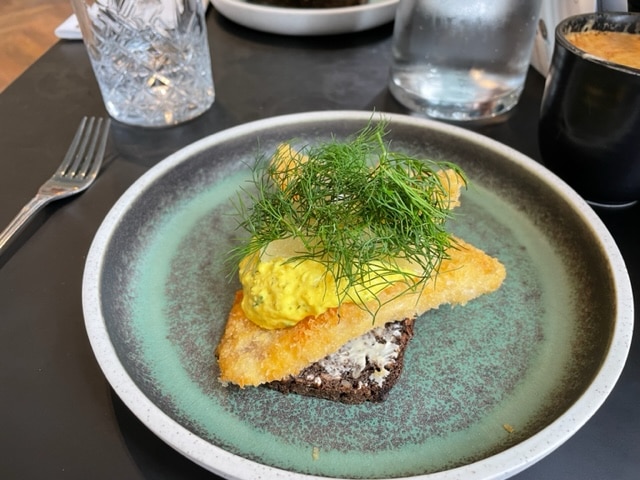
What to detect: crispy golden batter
<box><xmin>216</xmin><ymin>237</ymin><xmax>506</xmax><ymax>387</ymax></box>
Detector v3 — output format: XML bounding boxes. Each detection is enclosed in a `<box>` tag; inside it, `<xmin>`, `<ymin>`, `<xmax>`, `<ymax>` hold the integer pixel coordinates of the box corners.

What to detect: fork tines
<box><xmin>58</xmin><ymin>117</ymin><xmax>110</xmax><ymax>179</ymax></box>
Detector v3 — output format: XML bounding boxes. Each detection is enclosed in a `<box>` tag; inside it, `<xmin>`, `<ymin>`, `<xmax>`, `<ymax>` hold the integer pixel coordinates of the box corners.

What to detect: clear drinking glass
<box><xmin>389</xmin><ymin>0</ymin><xmax>542</xmax><ymax>121</ymax></box>
<box><xmin>71</xmin><ymin>0</ymin><xmax>215</xmax><ymax>128</ymax></box>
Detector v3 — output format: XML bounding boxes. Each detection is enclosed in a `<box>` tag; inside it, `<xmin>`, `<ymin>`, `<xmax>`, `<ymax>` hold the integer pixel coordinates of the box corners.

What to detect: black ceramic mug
<box><xmin>538</xmin><ymin>12</ymin><xmax>640</xmax><ymax>208</ymax></box>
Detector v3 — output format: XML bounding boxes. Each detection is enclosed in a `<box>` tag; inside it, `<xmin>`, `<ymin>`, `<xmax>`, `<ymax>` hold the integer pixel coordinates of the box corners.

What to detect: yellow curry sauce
<box><xmin>238</xmin><ymin>237</ymin><xmax>416</xmax><ymax>330</ymax></box>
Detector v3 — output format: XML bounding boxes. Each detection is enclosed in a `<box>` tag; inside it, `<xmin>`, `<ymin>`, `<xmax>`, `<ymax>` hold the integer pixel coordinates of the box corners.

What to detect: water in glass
<box><xmin>389</xmin><ymin>1</ymin><xmax>542</xmax><ymax>121</ymax></box>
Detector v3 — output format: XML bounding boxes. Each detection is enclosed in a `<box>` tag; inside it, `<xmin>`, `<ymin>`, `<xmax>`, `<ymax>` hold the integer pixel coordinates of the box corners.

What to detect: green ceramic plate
<box><xmin>82</xmin><ymin>111</ymin><xmax>633</xmax><ymax>479</ymax></box>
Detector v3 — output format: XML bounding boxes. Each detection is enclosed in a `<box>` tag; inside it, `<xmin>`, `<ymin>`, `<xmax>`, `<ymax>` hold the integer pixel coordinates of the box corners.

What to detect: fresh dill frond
<box><xmin>230</xmin><ymin>121</ymin><xmax>467</xmax><ymax>305</ymax></box>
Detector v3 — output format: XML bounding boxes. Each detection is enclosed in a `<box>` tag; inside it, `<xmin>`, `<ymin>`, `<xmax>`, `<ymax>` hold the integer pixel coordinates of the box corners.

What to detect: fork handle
<box><xmin>0</xmin><ymin>195</ymin><xmax>53</xmax><ymax>257</ymax></box>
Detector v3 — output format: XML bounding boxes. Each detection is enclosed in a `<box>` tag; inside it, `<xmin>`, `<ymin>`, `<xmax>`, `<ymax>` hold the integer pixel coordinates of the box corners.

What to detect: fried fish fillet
<box><xmin>216</xmin><ymin>237</ymin><xmax>506</xmax><ymax>387</ymax></box>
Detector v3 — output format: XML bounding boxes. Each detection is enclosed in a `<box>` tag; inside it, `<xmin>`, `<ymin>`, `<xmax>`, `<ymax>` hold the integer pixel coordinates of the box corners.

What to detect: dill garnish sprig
<box><xmin>232</xmin><ymin>121</ymin><xmax>467</xmax><ymax>304</ymax></box>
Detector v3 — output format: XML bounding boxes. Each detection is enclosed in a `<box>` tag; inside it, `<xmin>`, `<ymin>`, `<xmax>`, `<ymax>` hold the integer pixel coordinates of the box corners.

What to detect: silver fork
<box><xmin>0</xmin><ymin>116</ymin><xmax>110</xmax><ymax>256</ymax></box>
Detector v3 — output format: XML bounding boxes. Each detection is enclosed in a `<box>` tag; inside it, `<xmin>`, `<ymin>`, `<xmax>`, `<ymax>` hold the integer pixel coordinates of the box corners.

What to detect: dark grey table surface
<box><xmin>1</xmin><ymin>9</ymin><xmax>638</xmax><ymax>480</ymax></box>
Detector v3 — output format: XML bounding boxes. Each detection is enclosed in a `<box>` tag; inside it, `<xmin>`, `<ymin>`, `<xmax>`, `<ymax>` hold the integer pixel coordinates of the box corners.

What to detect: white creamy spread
<box><xmin>317</xmin><ymin>323</ymin><xmax>404</xmax><ymax>387</ymax></box>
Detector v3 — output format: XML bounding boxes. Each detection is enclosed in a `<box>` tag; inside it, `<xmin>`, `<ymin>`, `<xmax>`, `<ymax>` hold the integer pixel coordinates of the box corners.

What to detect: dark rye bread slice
<box><xmin>249</xmin><ymin>0</ymin><xmax>366</xmax><ymax>8</ymax></box>
<box><xmin>265</xmin><ymin>318</ymin><xmax>415</xmax><ymax>404</ymax></box>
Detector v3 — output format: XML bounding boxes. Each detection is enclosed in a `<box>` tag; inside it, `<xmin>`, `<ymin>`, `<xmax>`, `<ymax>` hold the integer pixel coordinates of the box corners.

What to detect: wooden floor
<box><xmin>0</xmin><ymin>0</ymin><xmax>73</xmax><ymax>93</ymax></box>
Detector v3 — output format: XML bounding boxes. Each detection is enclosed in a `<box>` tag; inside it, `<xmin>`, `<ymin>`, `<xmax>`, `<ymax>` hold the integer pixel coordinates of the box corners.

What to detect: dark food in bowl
<box><xmin>249</xmin><ymin>0</ymin><xmax>366</xmax><ymax>7</ymax></box>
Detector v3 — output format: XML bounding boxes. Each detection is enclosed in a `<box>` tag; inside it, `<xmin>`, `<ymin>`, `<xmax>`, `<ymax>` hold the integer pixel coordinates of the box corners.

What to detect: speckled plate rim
<box><xmin>210</xmin><ymin>0</ymin><xmax>399</xmax><ymax>36</ymax></box>
<box><xmin>82</xmin><ymin>110</ymin><xmax>634</xmax><ymax>480</ymax></box>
